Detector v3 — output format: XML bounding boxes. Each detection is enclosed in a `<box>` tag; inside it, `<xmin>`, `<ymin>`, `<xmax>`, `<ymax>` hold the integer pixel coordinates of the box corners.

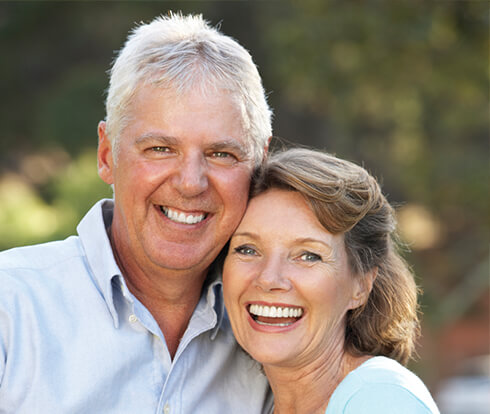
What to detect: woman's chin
<box><xmin>243</xmin><ymin>342</ymin><xmax>299</xmax><ymax>368</ymax></box>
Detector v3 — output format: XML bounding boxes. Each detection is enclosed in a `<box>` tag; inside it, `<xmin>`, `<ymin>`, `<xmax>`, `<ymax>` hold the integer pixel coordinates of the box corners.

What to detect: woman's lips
<box><xmin>248</xmin><ymin>303</ymin><xmax>304</xmax><ymax>327</ymax></box>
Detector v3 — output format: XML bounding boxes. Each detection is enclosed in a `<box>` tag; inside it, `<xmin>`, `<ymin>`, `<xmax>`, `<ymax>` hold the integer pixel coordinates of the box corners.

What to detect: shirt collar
<box><xmin>77</xmin><ymin>199</ymin><xmax>227</xmax><ymax>336</ymax></box>
<box><xmin>77</xmin><ymin>199</ymin><xmax>123</xmax><ymax>327</ymax></box>
<box><xmin>202</xmin><ymin>255</ymin><xmax>226</xmax><ymax>340</ymax></box>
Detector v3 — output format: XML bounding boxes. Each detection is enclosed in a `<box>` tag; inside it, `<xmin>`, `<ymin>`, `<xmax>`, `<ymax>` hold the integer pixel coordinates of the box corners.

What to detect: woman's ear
<box><xmin>348</xmin><ymin>267</ymin><xmax>377</xmax><ymax>310</ymax></box>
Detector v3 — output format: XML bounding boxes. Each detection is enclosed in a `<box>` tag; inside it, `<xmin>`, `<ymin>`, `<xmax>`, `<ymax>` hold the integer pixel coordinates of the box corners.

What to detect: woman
<box><xmin>223</xmin><ymin>148</ymin><xmax>440</xmax><ymax>413</ymax></box>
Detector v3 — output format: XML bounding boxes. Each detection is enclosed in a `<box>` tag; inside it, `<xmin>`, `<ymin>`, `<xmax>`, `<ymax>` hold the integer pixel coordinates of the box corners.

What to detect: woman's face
<box><xmin>223</xmin><ymin>189</ymin><xmax>365</xmax><ymax>368</ymax></box>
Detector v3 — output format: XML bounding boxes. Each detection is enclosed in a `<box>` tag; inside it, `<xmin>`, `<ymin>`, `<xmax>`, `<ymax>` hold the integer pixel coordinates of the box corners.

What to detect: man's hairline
<box><xmin>108</xmin><ymin>83</ymin><xmax>266</xmax><ymax>166</ymax></box>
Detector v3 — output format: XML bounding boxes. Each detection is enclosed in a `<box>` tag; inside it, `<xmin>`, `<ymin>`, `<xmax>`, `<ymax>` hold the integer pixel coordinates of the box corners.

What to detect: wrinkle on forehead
<box><xmin>128</xmin><ymin>83</ymin><xmax>253</xmax><ymax>155</ymax></box>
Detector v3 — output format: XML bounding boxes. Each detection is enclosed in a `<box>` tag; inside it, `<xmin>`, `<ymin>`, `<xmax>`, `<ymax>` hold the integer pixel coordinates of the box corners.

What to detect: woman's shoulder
<box><xmin>325</xmin><ymin>356</ymin><xmax>440</xmax><ymax>414</ymax></box>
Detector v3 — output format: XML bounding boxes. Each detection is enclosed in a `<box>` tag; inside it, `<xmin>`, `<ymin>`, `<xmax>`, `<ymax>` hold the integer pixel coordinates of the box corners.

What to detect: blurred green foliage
<box><xmin>0</xmin><ymin>0</ymin><xmax>488</xmax><ymax>387</ymax></box>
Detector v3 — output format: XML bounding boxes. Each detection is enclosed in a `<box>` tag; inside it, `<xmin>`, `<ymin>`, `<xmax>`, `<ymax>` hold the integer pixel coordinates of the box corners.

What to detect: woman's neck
<box><xmin>265</xmin><ymin>347</ymin><xmax>371</xmax><ymax>414</ymax></box>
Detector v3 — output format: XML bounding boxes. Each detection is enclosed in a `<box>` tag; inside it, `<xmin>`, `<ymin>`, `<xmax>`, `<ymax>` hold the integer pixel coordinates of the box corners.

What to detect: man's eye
<box><xmin>212</xmin><ymin>151</ymin><xmax>234</xmax><ymax>159</ymax></box>
<box><xmin>234</xmin><ymin>245</ymin><xmax>257</xmax><ymax>256</ymax></box>
<box><xmin>299</xmin><ymin>252</ymin><xmax>322</xmax><ymax>262</ymax></box>
<box><xmin>151</xmin><ymin>146</ymin><xmax>171</xmax><ymax>152</ymax></box>
<box><xmin>209</xmin><ymin>151</ymin><xmax>242</xmax><ymax>165</ymax></box>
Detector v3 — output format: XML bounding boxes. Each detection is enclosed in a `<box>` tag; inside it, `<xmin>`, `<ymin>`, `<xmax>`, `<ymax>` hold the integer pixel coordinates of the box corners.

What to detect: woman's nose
<box><xmin>253</xmin><ymin>256</ymin><xmax>291</xmax><ymax>292</ymax></box>
<box><xmin>172</xmin><ymin>153</ymin><xmax>209</xmax><ymax>197</ymax></box>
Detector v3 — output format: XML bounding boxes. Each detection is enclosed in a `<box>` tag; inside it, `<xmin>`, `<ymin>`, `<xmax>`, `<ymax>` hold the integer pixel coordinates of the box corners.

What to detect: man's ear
<box><xmin>348</xmin><ymin>267</ymin><xmax>377</xmax><ymax>311</ymax></box>
<box><xmin>261</xmin><ymin>136</ymin><xmax>272</xmax><ymax>163</ymax></box>
<box><xmin>97</xmin><ymin>121</ymin><xmax>115</xmax><ymax>185</ymax></box>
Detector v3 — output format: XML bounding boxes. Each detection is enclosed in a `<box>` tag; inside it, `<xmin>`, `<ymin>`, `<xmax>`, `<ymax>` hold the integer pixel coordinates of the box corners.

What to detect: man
<box><xmin>0</xmin><ymin>13</ymin><xmax>273</xmax><ymax>413</ymax></box>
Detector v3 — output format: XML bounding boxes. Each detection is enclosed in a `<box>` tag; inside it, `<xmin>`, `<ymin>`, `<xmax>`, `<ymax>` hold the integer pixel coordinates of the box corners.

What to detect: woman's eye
<box><xmin>299</xmin><ymin>252</ymin><xmax>322</xmax><ymax>262</ymax></box>
<box><xmin>234</xmin><ymin>245</ymin><xmax>257</xmax><ymax>256</ymax></box>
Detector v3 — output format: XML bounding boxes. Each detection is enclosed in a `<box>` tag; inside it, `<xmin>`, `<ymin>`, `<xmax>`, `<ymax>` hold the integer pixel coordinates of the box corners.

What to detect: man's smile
<box><xmin>160</xmin><ymin>206</ymin><xmax>208</xmax><ymax>225</ymax></box>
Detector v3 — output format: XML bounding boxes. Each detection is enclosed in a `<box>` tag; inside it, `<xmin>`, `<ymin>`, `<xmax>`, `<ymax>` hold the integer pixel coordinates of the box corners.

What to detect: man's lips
<box><xmin>160</xmin><ymin>206</ymin><xmax>208</xmax><ymax>225</ymax></box>
<box><xmin>248</xmin><ymin>303</ymin><xmax>304</xmax><ymax>327</ymax></box>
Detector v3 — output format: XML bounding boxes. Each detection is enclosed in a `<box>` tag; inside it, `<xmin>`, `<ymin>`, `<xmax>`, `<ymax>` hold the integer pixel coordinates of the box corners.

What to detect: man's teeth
<box><xmin>162</xmin><ymin>207</ymin><xmax>206</xmax><ymax>224</ymax></box>
<box><xmin>249</xmin><ymin>304</ymin><xmax>303</xmax><ymax>318</ymax></box>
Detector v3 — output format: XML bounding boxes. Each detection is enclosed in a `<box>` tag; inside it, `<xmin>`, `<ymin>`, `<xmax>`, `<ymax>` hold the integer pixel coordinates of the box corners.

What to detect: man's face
<box><xmin>98</xmin><ymin>85</ymin><xmax>255</xmax><ymax>278</ymax></box>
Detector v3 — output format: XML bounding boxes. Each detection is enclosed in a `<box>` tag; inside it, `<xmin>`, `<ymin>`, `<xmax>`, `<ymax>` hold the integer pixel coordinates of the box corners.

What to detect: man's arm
<box><xmin>0</xmin><ymin>289</ymin><xmax>7</xmax><ymax>385</ymax></box>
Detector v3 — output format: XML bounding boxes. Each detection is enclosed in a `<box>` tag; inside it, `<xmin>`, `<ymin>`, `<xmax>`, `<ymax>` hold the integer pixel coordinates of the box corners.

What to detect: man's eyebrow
<box><xmin>135</xmin><ymin>133</ymin><xmax>178</xmax><ymax>146</ymax></box>
<box><xmin>134</xmin><ymin>133</ymin><xmax>252</xmax><ymax>159</ymax></box>
<box><xmin>207</xmin><ymin>140</ymin><xmax>250</xmax><ymax>158</ymax></box>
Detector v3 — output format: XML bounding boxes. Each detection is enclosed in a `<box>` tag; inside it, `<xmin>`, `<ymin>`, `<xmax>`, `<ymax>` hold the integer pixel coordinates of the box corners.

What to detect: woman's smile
<box><xmin>223</xmin><ymin>189</ymin><xmax>361</xmax><ymax>367</ymax></box>
<box><xmin>248</xmin><ymin>303</ymin><xmax>304</xmax><ymax>327</ymax></box>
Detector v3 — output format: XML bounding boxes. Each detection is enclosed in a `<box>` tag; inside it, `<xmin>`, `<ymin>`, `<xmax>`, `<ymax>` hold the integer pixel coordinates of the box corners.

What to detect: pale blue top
<box><xmin>0</xmin><ymin>199</ymin><xmax>272</xmax><ymax>414</ymax></box>
<box><xmin>325</xmin><ymin>356</ymin><xmax>440</xmax><ymax>413</ymax></box>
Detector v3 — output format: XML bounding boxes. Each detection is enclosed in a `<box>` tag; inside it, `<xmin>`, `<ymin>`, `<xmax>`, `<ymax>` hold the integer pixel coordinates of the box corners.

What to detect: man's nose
<box><xmin>254</xmin><ymin>256</ymin><xmax>292</xmax><ymax>292</ymax></box>
<box><xmin>172</xmin><ymin>153</ymin><xmax>209</xmax><ymax>197</ymax></box>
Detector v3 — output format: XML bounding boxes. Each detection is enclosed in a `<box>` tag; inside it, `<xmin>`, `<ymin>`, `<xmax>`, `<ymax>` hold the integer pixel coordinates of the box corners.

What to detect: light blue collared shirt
<box><xmin>0</xmin><ymin>199</ymin><xmax>272</xmax><ymax>414</ymax></box>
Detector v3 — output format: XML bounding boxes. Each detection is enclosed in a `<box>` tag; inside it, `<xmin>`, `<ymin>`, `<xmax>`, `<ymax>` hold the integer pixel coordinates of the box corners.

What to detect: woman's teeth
<box><xmin>161</xmin><ymin>206</ymin><xmax>206</xmax><ymax>224</ymax></box>
<box><xmin>249</xmin><ymin>304</ymin><xmax>303</xmax><ymax>318</ymax></box>
<box><xmin>248</xmin><ymin>303</ymin><xmax>303</xmax><ymax>327</ymax></box>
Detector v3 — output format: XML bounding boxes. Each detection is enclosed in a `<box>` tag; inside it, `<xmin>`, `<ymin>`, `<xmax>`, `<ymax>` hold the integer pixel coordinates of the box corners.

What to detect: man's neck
<box><xmin>125</xmin><ymin>264</ymin><xmax>207</xmax><ymax>359</ymax></box>
<box><xmin>129</xmin><ymin>275</ymin><xmax>204</xmax><ymax>358</ymax></box>
<box><xmin>109</xmin><ymin>228</ymin><xmax>208</xmax><ymax>359</ymax></box>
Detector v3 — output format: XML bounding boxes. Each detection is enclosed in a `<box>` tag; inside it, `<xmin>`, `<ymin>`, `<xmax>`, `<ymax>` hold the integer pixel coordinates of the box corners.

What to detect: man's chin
<box><xmin>149</xmin><ymin>247</ymin><xmax>218</xmax><ymax>275</ymax></box>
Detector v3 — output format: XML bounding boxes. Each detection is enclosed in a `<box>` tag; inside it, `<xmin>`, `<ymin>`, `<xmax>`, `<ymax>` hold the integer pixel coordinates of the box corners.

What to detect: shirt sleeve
<box><xmin>0</xmin><ymin>301</ymin><xmax>7</xmax><ymax>384</ymax></box>
<box><xmin>342</xmin><ymin>383</ymin><xmax>439</xmax><ymax>414</ymax></box>
<box><xmin>0</xmin><ymin>270</ymin><xmax>14</xmax><ymax>386</ymax></box>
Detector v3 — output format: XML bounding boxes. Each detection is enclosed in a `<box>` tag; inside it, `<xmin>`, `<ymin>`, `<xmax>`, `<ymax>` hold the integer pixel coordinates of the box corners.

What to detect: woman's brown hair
<box><xmin>252</xmin><ymin>148</ymin><xmax>420</xmax><ymax>365</ymax></box>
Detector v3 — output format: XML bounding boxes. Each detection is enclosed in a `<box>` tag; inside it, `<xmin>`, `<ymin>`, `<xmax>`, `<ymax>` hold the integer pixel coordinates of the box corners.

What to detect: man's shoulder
<box><xmin>0</xmin><ymin>199</ymin><xmax>110</xmax><ymax>274</ymax></box>
<box><xmin>0</xmin><ymin>236</ymin><xmax>83</xmax><ymax>272</ymax></box>
<box><xmin>0</xmin><ymin>199</ymin><xmax>118</xmax><ymax>311</ymax></box>
<box><xmin>0</xmin><ymin>237</ymin><xmax>92</xmax><ymax>320</ymax></box>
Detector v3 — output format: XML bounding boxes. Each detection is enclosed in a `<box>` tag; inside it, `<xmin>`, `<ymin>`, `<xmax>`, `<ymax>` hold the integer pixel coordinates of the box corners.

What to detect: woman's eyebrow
<box><xmin>231</xmin><ymin>231</ymin><xmax>259</xmax><ymax>240</ymax></box>
<box><xmin>295</xmin><ymin>237</ymin><xmax>333</xmax><ymax>250</ymax></box>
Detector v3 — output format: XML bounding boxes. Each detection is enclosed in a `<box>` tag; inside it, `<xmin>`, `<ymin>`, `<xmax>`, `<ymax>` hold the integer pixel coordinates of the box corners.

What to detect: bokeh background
<box><xmin>1</xmin><ymin>1</ymin><xmax>488</xmax><ymax>412</ymax></box>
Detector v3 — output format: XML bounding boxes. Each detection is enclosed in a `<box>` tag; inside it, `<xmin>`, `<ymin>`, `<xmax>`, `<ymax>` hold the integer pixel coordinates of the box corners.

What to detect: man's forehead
<box><xmin>133</xmin><ymin>81</ymin><xmax>238</xmax><ymax>106</ymax></box>
<box><xmin>130</xmin><ymin>83</ymin><xmax>251</xmax><ymax>126</ymax></box>
<box><xmin>129</xmin><ymin>84</ymin><xmax>242</xmax><ymax>122</ymax></box>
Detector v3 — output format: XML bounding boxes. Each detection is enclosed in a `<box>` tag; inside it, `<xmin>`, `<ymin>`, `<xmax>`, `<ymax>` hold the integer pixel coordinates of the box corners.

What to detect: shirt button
<box><xmin>163</xmin><ymin>403</ymin><xmax>170</xmax><ymax>414</ymax></box>
<box><xmin>129</xmin><ymin>314</ymin><xmax>138</xmax><ymax>323</ymax></box>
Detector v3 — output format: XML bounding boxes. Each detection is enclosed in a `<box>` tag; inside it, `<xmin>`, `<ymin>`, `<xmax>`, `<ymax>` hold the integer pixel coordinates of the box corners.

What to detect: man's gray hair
<box><xmin>105</xmin><ymin>12</ymin><xmax>272</xmax><ymax>165</ymax></box>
